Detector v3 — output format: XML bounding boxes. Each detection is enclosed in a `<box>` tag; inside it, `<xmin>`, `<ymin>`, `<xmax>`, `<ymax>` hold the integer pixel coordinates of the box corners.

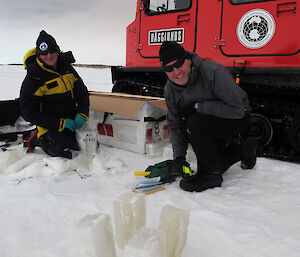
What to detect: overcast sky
<box><xmin>0</xmin><ymin>0</ymin><xmax>137</xmax><ymax>65</ymax></box>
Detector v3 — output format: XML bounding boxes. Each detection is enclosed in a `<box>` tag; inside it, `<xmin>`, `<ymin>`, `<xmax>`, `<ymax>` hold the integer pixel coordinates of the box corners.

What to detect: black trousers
<box><xmin>39</xmin><ymin>130</ymin><xmax>80</xmax><ymax>159</ymax></box>
<box><xmin>186</xmin><ymin>113</ymin><xmax>249</xmax><ymax>175</ymax></box>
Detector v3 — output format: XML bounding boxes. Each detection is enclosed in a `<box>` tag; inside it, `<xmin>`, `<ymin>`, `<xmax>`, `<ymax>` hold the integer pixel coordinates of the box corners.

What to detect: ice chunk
<box><xmin>124</xmin><ymin>227</ymin><xmax>166</xmax><ymax>257</ymax></box>
<box><xmin>114</xmin><ymin>192</ymin><xmax>146</xmax><ymax>248</ymax></box>
<box><xmin>77</xmin><ymin>213</ymin><xmax>116</xmax><ymax>257</ymax></box>
<box><xmin>76</xmin><ymin>130</ymin><xmax>98</xmax><ymax>159</ymax></box>
<box><xmin>43</xmin><ymin>156</ymin><xmax>71</xmax><ymax>173</ymax></box>
<box><xmin>69</xmin><ymin>154</ymin><xmax>91</xmax><ymax>175</ymax></box>
<box><xmin>12</xmin><ymin>160</ymin><xmax>45</xmax><ymax>181</ymax></box>
<box><xmin>3</xmin><ymin>154</ymin><xmax>36</xmax><ymax>174</ymax></box>
<box><xmin>159</xmin><ymin>205</ymin><xmax>190</xmax><ymax>257</ymax></box>
<box><xmin>0</xmin><ymin>149</ymin><xmax>26</xmax><ymax>173</ymax></box>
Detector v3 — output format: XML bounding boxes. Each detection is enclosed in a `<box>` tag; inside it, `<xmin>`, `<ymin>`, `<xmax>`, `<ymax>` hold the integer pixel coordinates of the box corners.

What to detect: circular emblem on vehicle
<box><xmin>39</xmin><ymin>42</ymin><xmax>48</xmax><ymax>51</ymax></box>
<box><xmin>237</xmin><ymin>9</ymin><xmax>275</xmax><ymax>49</ymax></box>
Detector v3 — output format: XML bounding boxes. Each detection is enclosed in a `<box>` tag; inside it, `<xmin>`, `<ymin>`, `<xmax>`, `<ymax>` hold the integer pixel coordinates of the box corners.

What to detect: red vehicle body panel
<box><xmin>126</xmin><ymin>0</ymin><xmax>300</xmax><ymax>69</ymax></box>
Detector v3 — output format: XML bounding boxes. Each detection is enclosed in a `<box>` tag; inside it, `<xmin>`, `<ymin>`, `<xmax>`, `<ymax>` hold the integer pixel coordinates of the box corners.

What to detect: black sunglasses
<box><xmin>39</xmin><ymin>48</ymin><xmax>58</xmax><ymax>56</ymax></box>
<box><xmin>163</xmin><ymin>58</ymin><xmax>186</xmax><ymax>72</ymax></box>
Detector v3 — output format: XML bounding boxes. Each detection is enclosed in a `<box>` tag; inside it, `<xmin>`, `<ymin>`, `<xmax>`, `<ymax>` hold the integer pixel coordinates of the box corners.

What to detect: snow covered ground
<box><xmin>0</xmin><ymin>65</ymin><xmax>300</xmax><ymax>257</ymax></box>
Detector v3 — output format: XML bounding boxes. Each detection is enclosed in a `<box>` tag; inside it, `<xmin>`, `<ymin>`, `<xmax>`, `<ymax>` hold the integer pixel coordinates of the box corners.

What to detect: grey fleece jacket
<box><xmin>164</xmin><ymin>53</ymin><xmax>250</xmax><ymax>159</ymax></box>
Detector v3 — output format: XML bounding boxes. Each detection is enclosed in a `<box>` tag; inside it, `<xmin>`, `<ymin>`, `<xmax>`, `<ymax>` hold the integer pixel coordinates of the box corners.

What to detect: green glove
<box><xmin>145</xmin><ymin>159</ymin><xmax>191</xmax><ymax>183</ymax></box>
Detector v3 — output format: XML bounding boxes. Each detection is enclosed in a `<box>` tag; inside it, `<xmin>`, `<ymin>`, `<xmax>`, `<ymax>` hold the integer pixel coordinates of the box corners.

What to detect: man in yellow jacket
<box><xmin>20</xmin><ymin>30</ymin><xmax>89</xmax><ymax>159</ymax></box>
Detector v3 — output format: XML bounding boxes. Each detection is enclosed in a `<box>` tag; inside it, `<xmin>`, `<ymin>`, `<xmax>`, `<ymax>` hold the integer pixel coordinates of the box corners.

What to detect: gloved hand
<box><xmin>64</xmin><ymin>118</ymin><xmax>75</xmax><ymax>132</ymax></box>
<box><xmin>74</xmin><ymin>115</ymin><xmax>86</xmax><ymax>129</ymax></box>
<box><xmin>174</xmin><ymin>156</ymin><xmax>192</xmax><ymax>177</ymax></box>
<box><xmin>145</xmin><ymin>160</ymin><xmax>175</xmax><ymax>182</ymax></box>
<box><xmin>145</xmin><ymin>158</ymin><xmax>192</xmax><ymax>183</ymax></box>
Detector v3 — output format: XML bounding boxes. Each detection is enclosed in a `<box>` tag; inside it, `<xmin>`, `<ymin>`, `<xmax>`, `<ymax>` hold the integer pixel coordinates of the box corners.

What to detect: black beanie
<box><xmin>159</xmin><ymin>41</ymin><xmax>188</xmax><ymax>67</ymax></box>
<box><xmin>36</xmin><ymin>30</ymin><xmax>60</xmax><ymax>55</ymax></box>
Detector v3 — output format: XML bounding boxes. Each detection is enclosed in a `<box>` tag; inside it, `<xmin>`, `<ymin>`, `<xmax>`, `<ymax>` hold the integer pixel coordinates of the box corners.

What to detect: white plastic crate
<box><xmin>89</xmin><ymin>106</ymin><xmax>169</xmax><ymax>155</ymax></box>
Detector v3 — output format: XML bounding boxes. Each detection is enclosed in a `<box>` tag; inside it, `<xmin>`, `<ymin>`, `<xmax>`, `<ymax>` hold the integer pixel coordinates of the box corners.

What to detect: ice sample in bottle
<box><xmin>159</xmin><ymin>205</ymin><xmax>190</xmax><ymax>257</ymax></box>
<box><xmin>77</xmin><ymin>213</ymin><xmax>116</xmax><ymax>257</ymax></box>
<box><xmin>114</xmin><ymin>192</ymin><xmax>146</xmax><ymax>248</ymax></box>
<box><xmin>77</xmin><ymin>130</ymin><xmax>98</xmax><ymax>159</ymax></box>
<box><xmin>124</xmin><ymin>227</ymin><xmax>166</xmax><ymax>257</ymax></box>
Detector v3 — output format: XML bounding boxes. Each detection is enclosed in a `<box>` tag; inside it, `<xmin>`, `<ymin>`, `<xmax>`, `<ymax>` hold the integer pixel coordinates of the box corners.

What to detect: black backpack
<box><xmin>0</xmin><ymin>98</ymin><xmax>20</xmax><ymax>126</ymax></box>
<box><xmin>0</xmin><ymin>98</ymin><xmax>34</xmax><ymax>143</ymax></box>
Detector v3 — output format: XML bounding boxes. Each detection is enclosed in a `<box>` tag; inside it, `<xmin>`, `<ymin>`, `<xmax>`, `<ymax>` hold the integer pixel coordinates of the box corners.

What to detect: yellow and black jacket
<box><xmin>20</xmin><ymin>48</ymin><xmax>89</xmax><ymax>138</ymax></box>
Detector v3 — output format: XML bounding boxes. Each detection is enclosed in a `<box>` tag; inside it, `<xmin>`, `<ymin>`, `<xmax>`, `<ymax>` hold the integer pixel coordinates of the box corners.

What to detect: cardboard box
<box><xmin>88</xmin><ymin>92</ymin><xmax>170</xmax><ymax>155</ymax></box>
<box><xmin>89</xmin><ymin>91</ymin><xmax>167</xmax><ymax>117</ymax></box>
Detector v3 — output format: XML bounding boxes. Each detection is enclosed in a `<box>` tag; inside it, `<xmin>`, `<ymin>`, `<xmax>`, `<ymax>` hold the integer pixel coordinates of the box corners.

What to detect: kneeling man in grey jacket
<box><xmin>159</xmin><ymin>41</ymin><xmax>257</xmax><ymax>192</ymax></box>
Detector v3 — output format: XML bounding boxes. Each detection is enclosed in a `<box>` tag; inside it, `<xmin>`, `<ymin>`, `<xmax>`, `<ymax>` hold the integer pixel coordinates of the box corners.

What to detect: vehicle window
<box><xmin>231</xmin><ymin>0</ymin><xmax>274</xmax><ymax>4</ymax></box>
<box><xmin>148</xmin><ymin>0</ymin><xmax>191</xmax><ymax>13</ymax></box>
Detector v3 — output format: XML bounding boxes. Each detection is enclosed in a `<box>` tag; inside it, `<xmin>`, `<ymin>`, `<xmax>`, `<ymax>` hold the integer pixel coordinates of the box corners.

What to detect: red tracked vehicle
<box><xmin>111</xmin><ymin>0</ymin><xmax>300</xmax><ymax>162</ymax></box>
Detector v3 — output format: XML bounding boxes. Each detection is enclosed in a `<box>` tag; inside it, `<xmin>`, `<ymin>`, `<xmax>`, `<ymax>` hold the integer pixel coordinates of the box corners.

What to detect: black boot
<box><xmin>39</xmin><ymin>138</ymin><xmax>73</xmax><ymax>159</ymax></box>
<box><xmin>240</xmin><ymin>137</ymin><xmax>258</xmax><ymax>169</ymax></box>
<box><xmin>179</xmin><ymin>172</ymin><xmax>223</xmax><ymax>192</ymax></box>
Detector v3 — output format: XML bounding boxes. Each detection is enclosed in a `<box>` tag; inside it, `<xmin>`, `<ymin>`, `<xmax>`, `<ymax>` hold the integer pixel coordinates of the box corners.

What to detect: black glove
<box><xmin>178</xmin><ymin>105</ymin><xmax>197</xmax><ymax>121</ymax></box>
<box><xmin>174</xmin><ymin>156</ymin><xmax>192</xmax><ymax>177</ymax></box>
